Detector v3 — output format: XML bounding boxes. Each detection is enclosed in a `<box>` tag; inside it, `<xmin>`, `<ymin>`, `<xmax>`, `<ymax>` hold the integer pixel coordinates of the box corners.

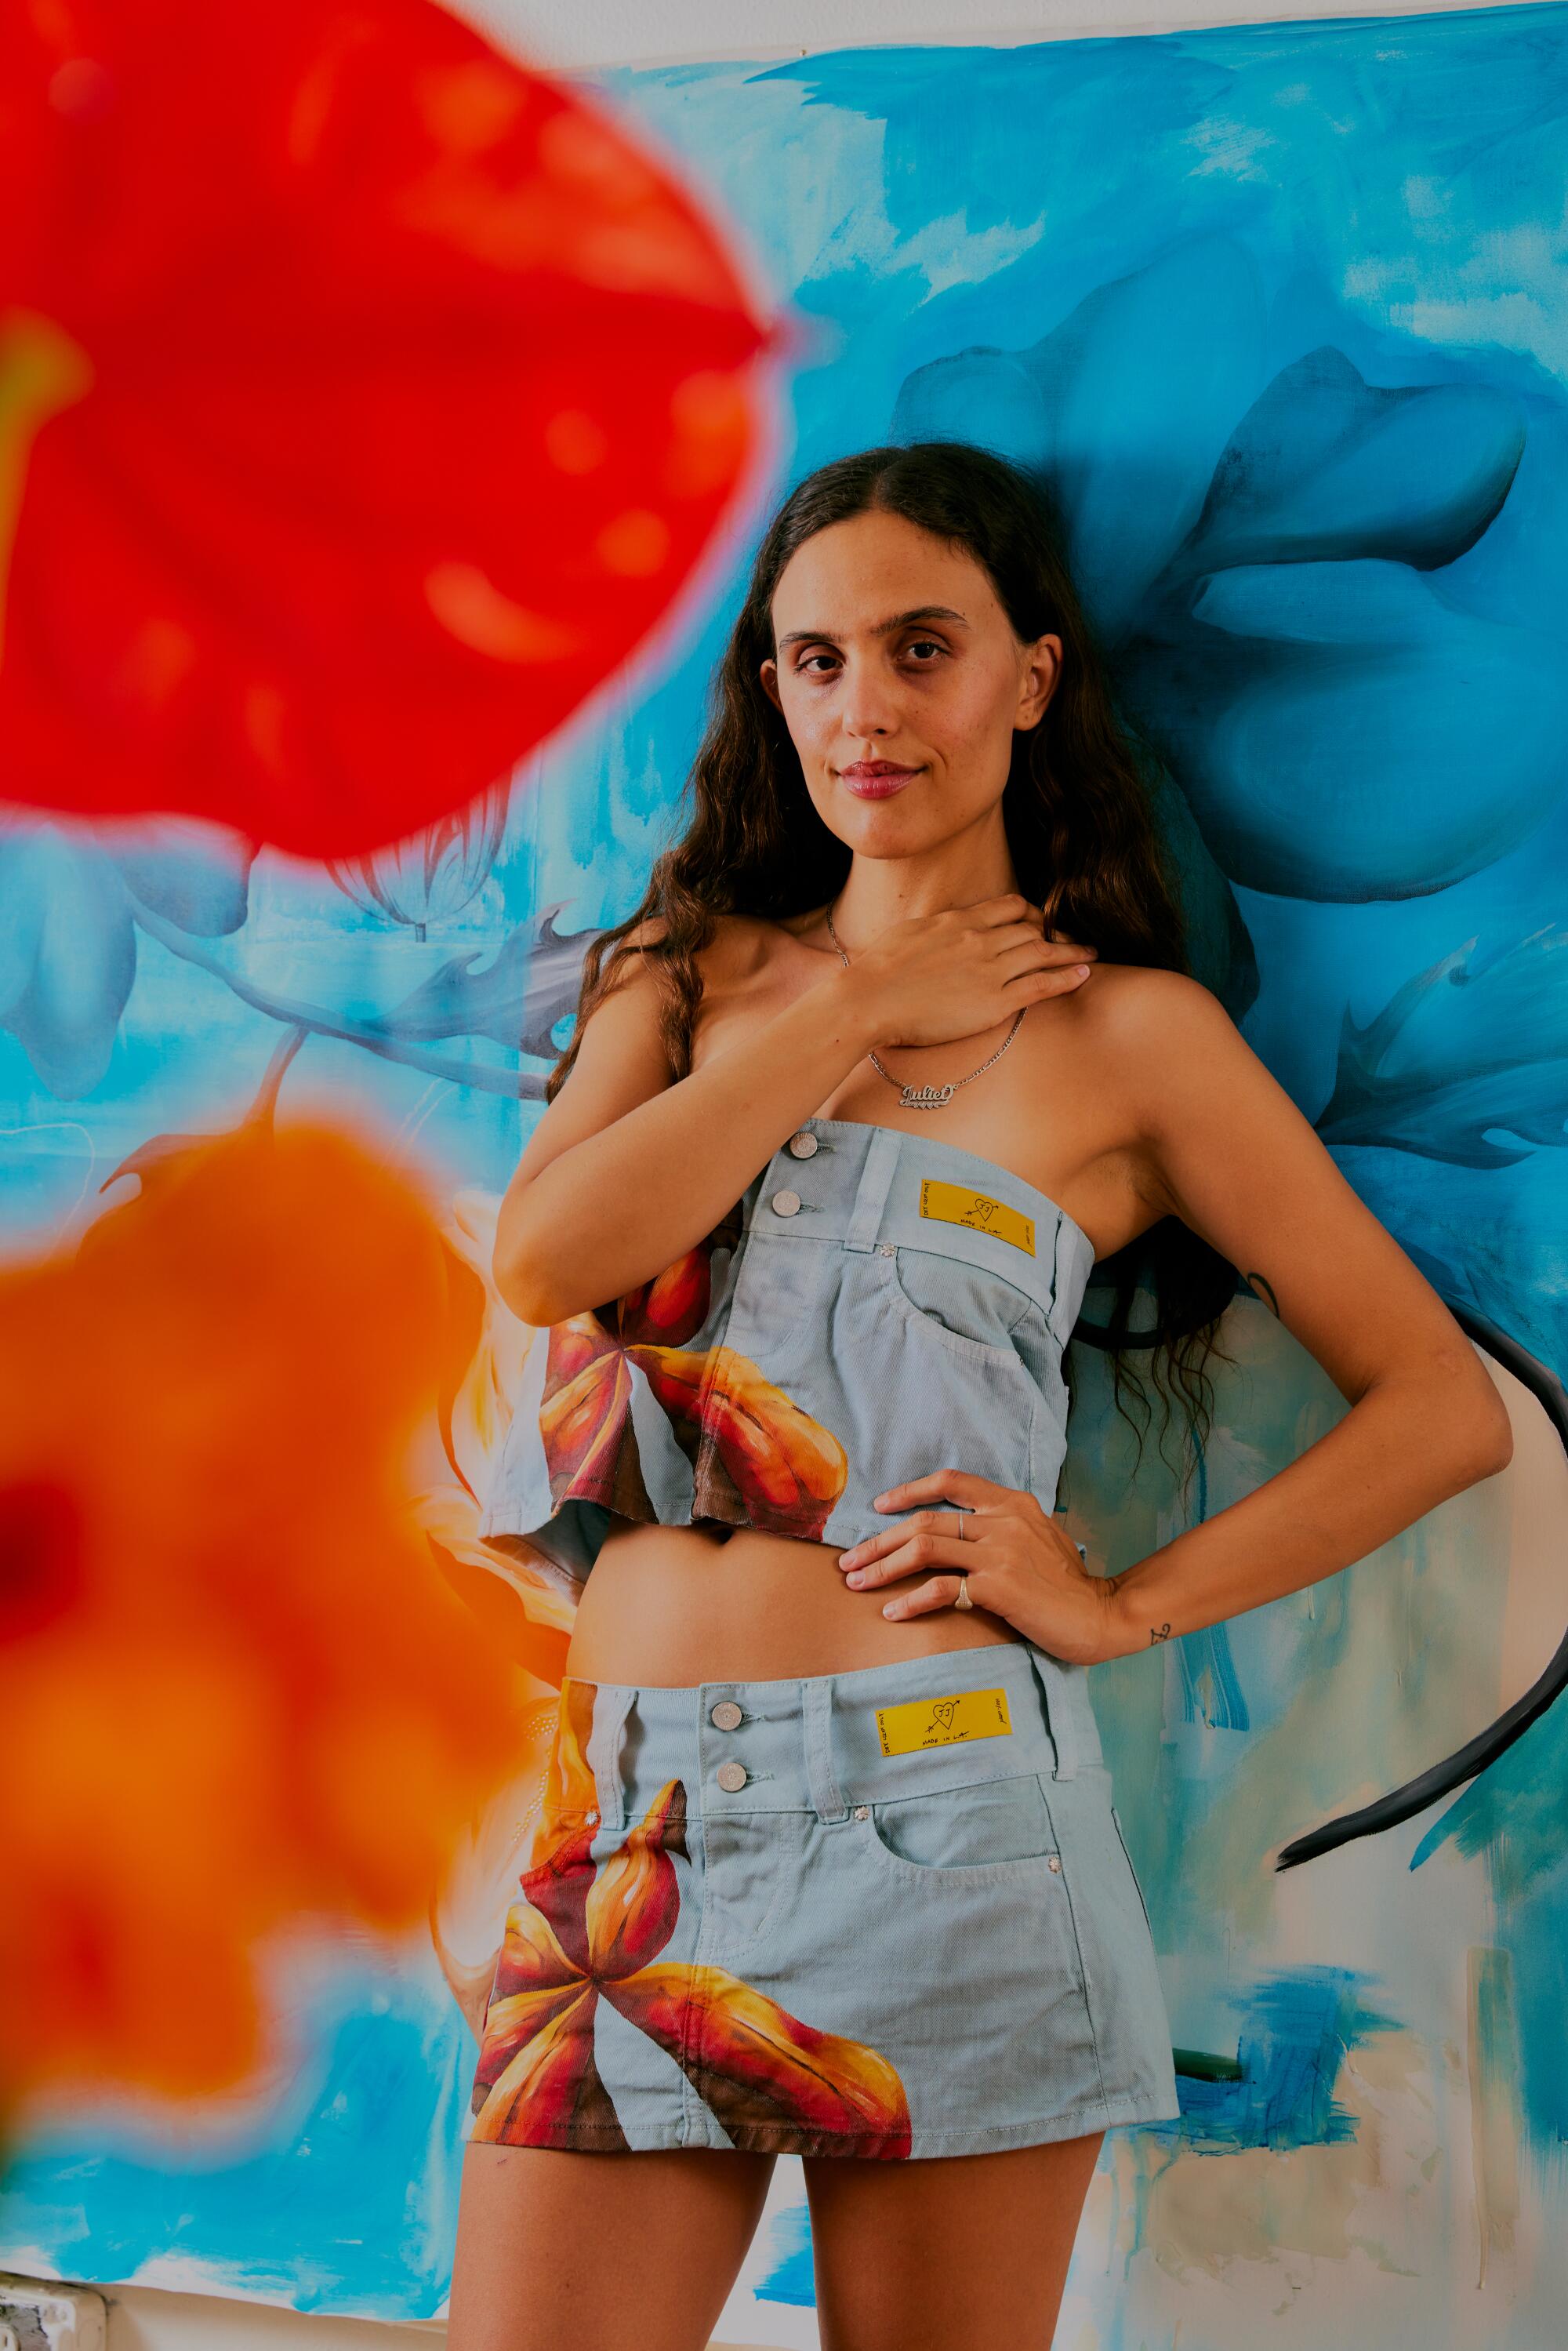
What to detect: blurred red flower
<box><xmin>0</xmin><ymin>0</ymin><xmax>773</xmax><ymax>855</ymax></box>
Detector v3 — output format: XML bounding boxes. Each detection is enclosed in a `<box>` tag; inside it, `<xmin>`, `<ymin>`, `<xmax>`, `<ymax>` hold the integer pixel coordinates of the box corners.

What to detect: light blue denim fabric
<box><xmin>479</xmin><ymin>1115</ymin><xmax>1098</xmax><ymax>1594</ymax></box>
<box><xmin>467</xmin><ymin>1638</ymin><xmax>1183</xmax><ymax>2156</ymax></box>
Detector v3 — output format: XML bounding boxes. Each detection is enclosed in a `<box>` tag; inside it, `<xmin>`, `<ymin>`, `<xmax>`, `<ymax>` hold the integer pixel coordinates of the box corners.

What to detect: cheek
<box><xmin>776</xmin><ymin>681</ymin><xmax>833</xmax><ymax>757</ymax></box>
<box><xmin>935</xmin><ymin>663</ymin><xmax>1018</xmax><ymax>750</ymax></box>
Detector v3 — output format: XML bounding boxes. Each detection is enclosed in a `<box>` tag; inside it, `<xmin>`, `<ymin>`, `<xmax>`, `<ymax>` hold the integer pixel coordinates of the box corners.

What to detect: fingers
<box><xmin>871</xmin><ymin>1470</ymin><xmax>997</xmax><ymax>1513</ymax></box>
<box><xmin>880</xmin><ymin>1573</ymin><xmax>976</xmax><ymax>1622</ymax></box>
<box><xmin>839</xmin><ymin>1528</ymin><xmax>973</xmax><ymax>1591</ymax></box>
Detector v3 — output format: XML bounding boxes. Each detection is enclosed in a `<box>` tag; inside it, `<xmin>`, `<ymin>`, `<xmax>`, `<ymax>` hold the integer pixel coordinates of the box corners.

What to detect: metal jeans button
<box><xmin>1047</xmin><ymin>1855</ymin><xmax>1062</xmax><ymax>1872</ymax></box>
<box><xmin>715</xmin><ymin>1759</ymin><xmax>749</xmax><ymax>1793</ymax></box>
<box><xmin>852</xmin><ymin>1804</ymin><xmax>869</xmax><ymax>1821</ymax></box>
<box><xmin>710</xmin><ymin>1699</ymin><xmax>743</xmax><ymax>1730</ymax></box>
<box><xmin>787</xmin><ymin>1131</ymin><xmax>819</xmax><ymax>1157</ymax></box>
<box><xmin>771</xmin><ymin>1188</ymin><xmax>801</xmax><ymax>1217</ymax></box>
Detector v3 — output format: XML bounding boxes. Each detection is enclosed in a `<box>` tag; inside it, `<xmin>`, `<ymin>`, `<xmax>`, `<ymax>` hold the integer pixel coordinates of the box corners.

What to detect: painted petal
<box><xmin>470</xmin><ymin>1978</ymin><xmax>586</xmax><ymax>2099</ymax></box>
<box><xmin>631</xmin><ymin>1345</ymin><xmax>848</xmax><ymax>1535</ymax></box>
<box><xmin>583</xmin><ymin>1776</ymin><xmax>685</xmax><ymax>1980</ymax></box>
<box><xmin>539</xmin><ymin>1318</ymin><xmax>652</xmax><ymax>1520</ymax></box>
<box><xmin>470</xmin><ymin>1983</ymin><xmax>626</xmax><ymax>2146</ymax></box>
<box><xmin>618</xmin><ymin>1245</ymin><xmax>711</xmax><ymax>1349</ymax></box>
<box><xmin>487</xmin><ymin>1892</ymin><xmax>582</xmax><ymax>2004</ymax></box>
<box><xmin>608</xmin><ymin>1961</ymin><xmax>913</xmax><ymax>2158</ymax></box>
<box><xmin>103</xmin><ymin>815</ymin><xmax>255</xmax><ymax>936</ymax></box>
<box><xmin>0</xmin><ymin>825</ymin><xmax>136</xmax><ymax>1098</ymax></box>
<box><xmin>509</xmin><ymin>1678</ymin><xmax>604</xmax><ymax>1968</ymax></box>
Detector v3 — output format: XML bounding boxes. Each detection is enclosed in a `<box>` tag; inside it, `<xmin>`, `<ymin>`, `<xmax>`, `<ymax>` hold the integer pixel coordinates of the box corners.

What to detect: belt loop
<box><xmin>591</xmin><ymin>1686</ymin><xmax>636</xmax><ymax>1830</ymax></box>
<box><xmin>803</xmin><ymin>1677</ymin><xmax>849</xmax><ymax>1821</ymax></box>
<box><xmin>1027</xmin><ymin>1645</ymin><xmax>1076</xmax><ymax>1780</ymax></box>
<box><xmin>844</xmin><ymin>1126</ymin><xmax>902</xmax><ymax>1253</ymax></box>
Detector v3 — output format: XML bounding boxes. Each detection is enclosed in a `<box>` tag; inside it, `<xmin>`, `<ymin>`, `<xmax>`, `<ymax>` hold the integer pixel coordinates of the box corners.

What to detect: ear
<box><xmin>758</xmin><ymin>656</ymin><xmax>783</xmax><ymax>715</ymax></box>
<box><xmin>1014</xmin><ymin>634</ymin><xmax>1062</xmax><ymax>732</ymax></box>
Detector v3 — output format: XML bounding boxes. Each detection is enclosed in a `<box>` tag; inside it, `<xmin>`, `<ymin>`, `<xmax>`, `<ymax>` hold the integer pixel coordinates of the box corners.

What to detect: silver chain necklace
<box><xmin>825</xmin><ymin>902</ymin><xmax>1025</xmax><ymax>1111</ymax></box>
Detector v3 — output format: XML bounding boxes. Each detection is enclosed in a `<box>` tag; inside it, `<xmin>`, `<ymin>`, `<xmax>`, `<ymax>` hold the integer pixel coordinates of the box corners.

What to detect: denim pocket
<box><xmin>862</xmin><ymin>1770</ymin><xmax>1062</xmax><ymax>1884</ymax></box>
<box><xmin>878</xmin><ymin>1243</ymin><xmax>1036</xmax><ymax>1368</ymax></box>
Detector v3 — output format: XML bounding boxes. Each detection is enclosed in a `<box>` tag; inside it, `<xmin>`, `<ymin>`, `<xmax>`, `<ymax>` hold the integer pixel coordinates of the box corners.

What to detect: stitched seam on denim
<box><xmin>1111</xmin><ymin>1805</ymin><xmax>1156</xmax><ymax>1939</ymax></box>
<box><xmin>499</xmin><ymin>2095</ymin><xmax>1180</xmax><ymax>2146</ymax></box>
<box><xmin>673</xmin><ymin>1813</ymin><xmax>710</xmax><ymax>2147</ymax></box>
<box><xmin>1036</xmin><ymin>1775</ymin><xmax>1109</xmax><ymax>2110</ymax></box>
<box><xmin>876</xmin><ymin>1248</ymin><xmax>1039</xmax><ymax>1371</ymax></box>
<box><xmin>887</xmin><ymin>1240</ymin><xmax>1042</xmax><ymax>1335</ymax></box>
<box><xmin>804</xmin><ymin>1678</ymin><xmax>848</xmax><ymax>1821</ymax></box>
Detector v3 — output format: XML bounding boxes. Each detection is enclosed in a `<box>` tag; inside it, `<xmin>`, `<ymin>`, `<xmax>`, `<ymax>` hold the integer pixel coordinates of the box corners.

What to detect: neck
<box><xmin>823</xmin><ymin>852</ymin><xmax>1021</xmax><ymax>955</ymax></box>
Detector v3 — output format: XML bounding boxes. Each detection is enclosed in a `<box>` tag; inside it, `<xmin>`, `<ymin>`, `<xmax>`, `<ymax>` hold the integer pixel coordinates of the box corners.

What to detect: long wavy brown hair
<box><xmin>543</xmin><ymin>439</ymin><xmax>1240</xmax><ymax>1480</ymax></box>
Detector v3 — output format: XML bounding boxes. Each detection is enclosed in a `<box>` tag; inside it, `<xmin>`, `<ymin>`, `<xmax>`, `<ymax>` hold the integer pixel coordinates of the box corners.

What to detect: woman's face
<box><xmin>758</xmin><ymin>508</ymin><xmax>1061</xmax><ymax>852</ymax></box>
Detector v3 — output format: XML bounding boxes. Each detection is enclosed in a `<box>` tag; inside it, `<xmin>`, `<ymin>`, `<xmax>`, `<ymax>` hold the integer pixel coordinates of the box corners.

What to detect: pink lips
<box><xmin>839</xmin><ymin>762</ymin><xmax>920</xmax><ymax>799</ymax></box>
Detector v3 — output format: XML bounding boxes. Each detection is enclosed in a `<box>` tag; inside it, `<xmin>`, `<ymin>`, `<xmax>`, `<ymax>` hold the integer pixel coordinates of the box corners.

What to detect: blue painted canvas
<box><xmin>2</xmin><ymin>5</ymin><xmax>1566</xmax><ymax>2342</ymax></box>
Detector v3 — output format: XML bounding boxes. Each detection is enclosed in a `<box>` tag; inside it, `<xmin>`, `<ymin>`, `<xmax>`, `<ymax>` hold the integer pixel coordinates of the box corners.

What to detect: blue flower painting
<box><xmin>2</xmin><ymin>6</ymin><xmax>1566</xmax><ymax>2345</ymax></box>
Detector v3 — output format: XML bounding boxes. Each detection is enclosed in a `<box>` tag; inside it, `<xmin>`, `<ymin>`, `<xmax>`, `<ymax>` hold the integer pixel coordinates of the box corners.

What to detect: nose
<box><xmin>838</xmin><ymin>652</ymin><xmax>905</xmax><ymax>745</ymax></box>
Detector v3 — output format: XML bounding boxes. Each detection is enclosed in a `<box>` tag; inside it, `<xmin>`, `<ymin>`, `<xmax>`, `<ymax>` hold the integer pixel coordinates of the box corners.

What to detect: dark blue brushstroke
<box><xmin>1174</xmin><ymin>1967</ymin><xmax>1398</xmax><ymax>2152</ymax></box>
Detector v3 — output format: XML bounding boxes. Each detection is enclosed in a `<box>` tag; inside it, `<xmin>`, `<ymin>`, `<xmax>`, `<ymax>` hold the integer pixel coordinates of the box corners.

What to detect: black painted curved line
<box><xmin>1073</xmin><ymin>1288</ymin><xmax>1568</xmax><ymax>1870</ymax></box>
<box><xmin>1277</xmin><ymin>1300</ymin><xmax>1568</xmax><ymax>1869</ymax></box>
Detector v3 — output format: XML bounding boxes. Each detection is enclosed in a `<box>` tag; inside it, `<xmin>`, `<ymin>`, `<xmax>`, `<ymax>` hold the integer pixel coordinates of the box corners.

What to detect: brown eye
<box><xmin>906</xmin><ymin>639</ymin><xmax>944</xmax><ymax>663</ymax></box>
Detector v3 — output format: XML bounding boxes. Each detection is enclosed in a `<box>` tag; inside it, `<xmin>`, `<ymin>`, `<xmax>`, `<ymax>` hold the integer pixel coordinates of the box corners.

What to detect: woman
<box><xmin>446</xmin><ymin>441</ymin><xmax>1513</xmax><ymax>2351</ymax></box>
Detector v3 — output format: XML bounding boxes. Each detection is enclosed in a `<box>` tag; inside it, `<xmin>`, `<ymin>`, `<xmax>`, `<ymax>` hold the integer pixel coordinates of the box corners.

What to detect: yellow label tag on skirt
<box><xmin>875</xmin><ymin>1685</ymin><xmax>1014</xmax><ymax>1757</ymax></box>
<box><xmin>918</xmin><ymin>1179</ymin><xmax>1035</xmax><ymax>1255</ymax></box>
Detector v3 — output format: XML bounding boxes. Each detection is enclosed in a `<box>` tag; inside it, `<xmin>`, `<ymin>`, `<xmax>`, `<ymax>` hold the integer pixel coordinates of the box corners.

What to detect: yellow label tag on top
<box><xmin>875</xmin><ymin>1685</ymin><xmax>1014</xmax><ymax>1757</ymax></box>
<box><xmin>918</xmin><ymin>1179</ymin><xmax>1035</xmax><ymax>1255</ymax></box>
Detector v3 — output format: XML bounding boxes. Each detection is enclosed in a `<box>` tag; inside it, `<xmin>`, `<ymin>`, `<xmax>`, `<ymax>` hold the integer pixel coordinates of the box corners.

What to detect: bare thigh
<box><xmin>804</xmin><ymin>2129</ymin><xmax>1105</xmax><ymax>2351</ymax></box>
<box><xmin>445</xmin><ymin>2140</ymin><xmax>777</xmax><ymax>2351</ymax></box>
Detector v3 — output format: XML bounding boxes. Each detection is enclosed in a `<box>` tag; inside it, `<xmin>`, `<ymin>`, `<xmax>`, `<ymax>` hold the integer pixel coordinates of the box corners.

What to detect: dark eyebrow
<box><xmin>775</xmin><ymin>605</ymin><xmax>971</xmax><ymax>651</ymax></box>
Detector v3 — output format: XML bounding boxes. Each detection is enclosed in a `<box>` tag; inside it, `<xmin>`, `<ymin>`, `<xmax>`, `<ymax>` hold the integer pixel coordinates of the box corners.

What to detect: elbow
<box><xmin>1468</xmin><ymin>1394</ymin><xmax>1515</xmax><ymax>1481</ymax></box>
<box><xmin>1446</xmin><ymin>1357</ymin><xmax>1515</xmax><ymax>1483</ymax></box>
<box><xmin>492</xmin><ymin>1233</ymin><xmax>565</xmax><ymax>1329</ymax></box>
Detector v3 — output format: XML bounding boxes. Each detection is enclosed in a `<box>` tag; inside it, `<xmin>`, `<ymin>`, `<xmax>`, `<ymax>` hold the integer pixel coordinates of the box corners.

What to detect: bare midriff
<box><xmin>562</xmin><ymin>1516</ymin><xmax>1023</xmax><ymax>1687</ymax></box>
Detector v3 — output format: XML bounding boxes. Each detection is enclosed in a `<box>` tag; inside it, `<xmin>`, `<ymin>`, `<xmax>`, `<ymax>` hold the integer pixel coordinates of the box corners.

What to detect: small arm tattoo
<box><xmin>1149</xmin><ymin>1622</ymin><xmax>1173</xmax><ymax>1644</ymax></box>
<box><xmin>1243</xmin><ymin>1270</ymin><xmax>1280</xmax><ymax>1318</ymax></box>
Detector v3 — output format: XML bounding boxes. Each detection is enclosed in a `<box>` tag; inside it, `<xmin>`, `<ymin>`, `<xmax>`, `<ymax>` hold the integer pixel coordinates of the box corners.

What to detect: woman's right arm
<box><xmin>492</xmin><ymin>925</ymin><xmax>886</xmax><ymax>1324</ymax></box>
<box><xmin>492</xmin><ymin>896</ymin><xmax>1085</xmax><ymax>1325</ymax></box>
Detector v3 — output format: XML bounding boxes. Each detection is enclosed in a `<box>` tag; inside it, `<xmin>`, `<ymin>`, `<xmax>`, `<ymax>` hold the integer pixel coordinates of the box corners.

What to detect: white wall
<box><xmin>459</xmin><ymin>0</ymin><xmax>1517</xmax><ymax>71</ymax></box>
<box><xmin>11</xmin><ymin>0</ymin><xmax>1530</xmax><ymax>2344</ymax></box>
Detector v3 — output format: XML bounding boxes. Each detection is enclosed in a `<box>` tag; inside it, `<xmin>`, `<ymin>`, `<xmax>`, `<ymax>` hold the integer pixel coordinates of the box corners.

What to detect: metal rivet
<box><xmin>1047</xmin><ymin>1854</ymin><xmax>1062</xmax><ymax>1872</ymax></box>
<box><xmin>586</xmin><ymin>1808</ymin><xmax>597</xmax><ymax>1824</ymax></box>
<box><xmin>787</xmin><ymin>1131</ymin><xmax>819</xmax><ymax>1157</ymax></box>
<box><xmin>771</xmin><ymin>1187</ymin><xmax>801</xmax><ymax>1217</ymax></box>
<box><xmin>852</xmin><ymin>1804</ymin><xmax>869</xmax><ymax>1821</ymax></box>
<box><xmin>716</xmin><ymin>1759</ymin><xmax>749</xmax><ymax>1793</ymax></box>
<box><xmin>878</xmin><ymin>1241</ymin><xmax>895</xmax><ymax>1255</ymax></box>
<box><xmin>710</xmin><ymin>1699</ymin><xmax>743</xmax><ymax>1730</ymax></box>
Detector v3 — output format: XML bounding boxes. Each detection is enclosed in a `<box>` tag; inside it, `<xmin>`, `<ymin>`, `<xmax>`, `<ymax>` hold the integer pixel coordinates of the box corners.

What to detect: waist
<box><xmin>564</xmin><ymin>1633</ymin><xmax>1104</xmax><ymax>1827</ymax></box>
<box><xmin>564</xmin><ymin>1518</ymin><xmax>1025</xmax><ymax>1684</ymax></box>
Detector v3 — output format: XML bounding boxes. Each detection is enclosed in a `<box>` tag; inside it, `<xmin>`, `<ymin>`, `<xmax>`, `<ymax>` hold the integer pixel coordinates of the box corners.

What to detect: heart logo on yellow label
<box><xmin>874</xmin><ymin>1685</ymin><xmax>1014</xmax><ymax>1756</ymax></box>
<box><xmin>918</xmin><ymin>1179</ymin><xmax>1035</xmax><ymax>1255</ymax></box>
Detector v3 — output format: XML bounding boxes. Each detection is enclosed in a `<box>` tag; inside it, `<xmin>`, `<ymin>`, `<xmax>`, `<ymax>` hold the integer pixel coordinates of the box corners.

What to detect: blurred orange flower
<box><xmin>0</xmin><ymin>1119</ymin><xmax>523</xmax><ymax>2134</ymax></box>
<box><xmin>417</xmin><ymin>1186</ymin><xmax>581</xmax><ymax>2042</ymax></box>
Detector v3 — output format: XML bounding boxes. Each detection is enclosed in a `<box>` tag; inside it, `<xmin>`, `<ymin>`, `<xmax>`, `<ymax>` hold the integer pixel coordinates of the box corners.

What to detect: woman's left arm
<box><xmin>1095</xmin><ymin>971</ymin><xmax>1515</xmax><ymax>1660</ymax></box>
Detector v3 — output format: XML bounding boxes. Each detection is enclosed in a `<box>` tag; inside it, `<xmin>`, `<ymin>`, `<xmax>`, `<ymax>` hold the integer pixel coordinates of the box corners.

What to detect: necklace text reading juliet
<box><xmin>825</xmin><ymin>903</ymin><xmax>1026</xmax><ymax>1111</ymax></box>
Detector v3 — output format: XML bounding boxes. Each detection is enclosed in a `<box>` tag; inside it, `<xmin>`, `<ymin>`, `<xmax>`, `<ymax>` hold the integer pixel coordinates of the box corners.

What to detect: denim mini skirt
<box><xmin>468</xmin><ymin>1637</ymin><xmax>1182</xmax><ymax>2159</ymax></box>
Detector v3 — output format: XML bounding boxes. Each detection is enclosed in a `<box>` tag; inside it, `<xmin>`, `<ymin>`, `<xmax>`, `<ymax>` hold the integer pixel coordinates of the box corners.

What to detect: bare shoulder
<box><xmin>1060</xmin><ymin>961</ymin><xmax>1236</xmax><ymax>1057</ymax></box>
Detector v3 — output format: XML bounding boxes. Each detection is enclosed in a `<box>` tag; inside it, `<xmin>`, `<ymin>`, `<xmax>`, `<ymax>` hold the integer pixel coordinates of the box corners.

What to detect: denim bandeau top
<box><xmin>477</xmin><ymin>1115</ymin><xmax>1097</xmax><ymax>1598</ymax></box>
